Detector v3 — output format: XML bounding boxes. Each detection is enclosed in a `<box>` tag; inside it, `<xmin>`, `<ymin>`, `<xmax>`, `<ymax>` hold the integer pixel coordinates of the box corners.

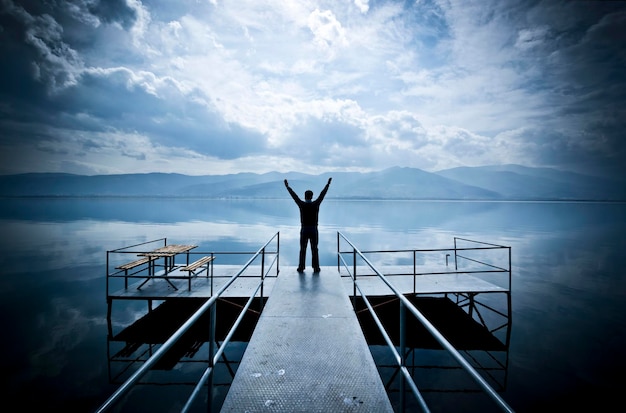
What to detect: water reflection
<box><xmin>355</xmin><ymin>292</ymin><xmax>512</xmax><ymax>412</ymax></box>
<box><xmin>105</xmin><ymin>297</ymin><xmax>261</xmax><ymax>411</ymax></box>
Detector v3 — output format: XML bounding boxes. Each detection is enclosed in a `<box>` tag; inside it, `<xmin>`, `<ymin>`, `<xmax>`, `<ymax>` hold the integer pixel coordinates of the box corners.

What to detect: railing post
<box><xmin>208</xmin><ymin>301</ymin><xmax>216</xmax><ymax>411</ymax></box>
<box><xmin>106</xmin><ymin>299</ymin><xmax>113</xmax><ymax>337</ymax></box>
<box><xmin>508</xmin><ymin>246</ymin><xmax>512</xmax><ymax>291</ymax></box>
<box><xmin>276</xmin><ymin>231</ymin><xmax>280</xmax><ymax>276</ymax></box>
<box><xmin>400</xmin><ymin>300</ymin><xmax>406</xmax><ymax>412</ymax></box>
<box><xmin>454</xmin><ymin>237</ymin><xmax>458</xmax><ymax>271</ymax></box>
<box><xmin>337</xmin><ymin>232</ymin><xmax>340</xmax><ymax>271</ymax></box>
<box><xmin>210</xmin><ymin>252</ymin><xmax>214</xmax><ymax>296</ymax></box>
<box><xmin>413</xmin><ymin>250</ymin><xmax>416</xmax><ymax>295</ymax></box>
<box><xmin>352</xmin><ymin>248</ymin><xmax>357</xmax><ymax>307</ymax></box>
<box><xmin>506</xmin><ymin>291</ymin><xmax>512</xmax><ymax>348</ymax></box>
<box><xmin>260</xmin><ymin>247</ymin><xmax>265</xmax><ymax>312</ymax></box>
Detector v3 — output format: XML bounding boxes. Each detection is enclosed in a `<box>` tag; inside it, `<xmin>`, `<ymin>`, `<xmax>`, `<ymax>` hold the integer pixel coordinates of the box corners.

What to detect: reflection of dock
<box><xmin>355</xmin><ymin>294</ymin><xmax>510</xmax><ymax>399</ymax></box>
<box><xmin>108</xmin><ymin>297</ymin><xmax>260</xmax><ymax>374</ymax></box>
<box><xmin>100</xmin><ymin>234</ymin><xmax>514</xmax><ymax>412</ymax></box>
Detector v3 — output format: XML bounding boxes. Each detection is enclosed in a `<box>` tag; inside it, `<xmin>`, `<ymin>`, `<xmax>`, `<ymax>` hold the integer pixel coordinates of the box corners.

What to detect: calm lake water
<box><xmin>1</xmin><ymin>198</ymin><xmax>625</xmax><ymax>412</ymax></box>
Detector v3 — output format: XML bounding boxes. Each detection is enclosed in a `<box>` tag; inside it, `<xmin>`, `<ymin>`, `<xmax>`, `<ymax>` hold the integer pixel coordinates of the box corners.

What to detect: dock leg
<box><xmin>106</xmin><ymin>299</ymin><xmax>113</xmax><ymax>338</ymax></box>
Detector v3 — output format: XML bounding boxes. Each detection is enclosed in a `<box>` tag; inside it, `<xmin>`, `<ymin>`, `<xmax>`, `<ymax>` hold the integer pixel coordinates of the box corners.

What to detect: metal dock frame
<box><xmin>95</xmin><ymin>232</ymin><xmax>280</xmax><ymax>413</ymax></box>
<box><xmin>337</xmin><ymin>231</ymin><xmax>515</xmax><ymax>413</ymax></box>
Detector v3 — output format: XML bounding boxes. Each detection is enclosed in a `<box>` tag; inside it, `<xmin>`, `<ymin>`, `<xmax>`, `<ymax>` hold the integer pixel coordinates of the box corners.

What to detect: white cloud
<box><xmin>126</xmin><ymin>0</ymin><xmax>152</xmax><ymax>49</ymax></box>
<box><xmin>307</xmin><ymin>8</ymin><xmax>348</xmax><ymax>57</ymax></box>
<box><xmin>354</xmin><ymin>0</ymin><xmax>369</xmax><ymax>14</ymax></box>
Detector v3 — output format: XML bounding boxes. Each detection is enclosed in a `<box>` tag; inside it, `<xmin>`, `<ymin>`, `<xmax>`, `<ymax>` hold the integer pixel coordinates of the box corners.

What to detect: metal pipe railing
<box><xmin>337</xmin><ymin>232</ymin><xmax>514</xmax><ymax>413</ymax></box>
<box><xmin>454</xmin><ymin>236</ymin><xmax>512</xmax><ymax>291</ymax></box>
<box><xmin>182</xmin><ymin>279</ymin><xmax>263</xmax><ymax>413</ymax></box>
<box><xmin>109</xmin><ymin>237</ymin><xmax>167</xmax><ymax>253</ymax></box>
<box><xmin>337</xmin><ymin>239</ymin><xmax>511</xmax><ymax>294</ymax></box>
<box><xmin>96</xmin><ymin>232</ymin><xmax>280</xmax><ymax>413</ymax></box>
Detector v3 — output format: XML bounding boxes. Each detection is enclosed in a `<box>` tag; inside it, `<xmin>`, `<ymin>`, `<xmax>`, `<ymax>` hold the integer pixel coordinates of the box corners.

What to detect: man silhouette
<box><xmin>284</xmin><ymin>177</ymin><xmax>332</xmax><ymax>272</ymax></box>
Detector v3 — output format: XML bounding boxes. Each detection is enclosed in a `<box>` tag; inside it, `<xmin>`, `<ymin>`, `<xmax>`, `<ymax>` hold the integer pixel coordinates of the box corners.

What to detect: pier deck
<box><xmin>219</xmin><ymin>267</ymin><xmax>394</xmax><ymax>412</ymax></box>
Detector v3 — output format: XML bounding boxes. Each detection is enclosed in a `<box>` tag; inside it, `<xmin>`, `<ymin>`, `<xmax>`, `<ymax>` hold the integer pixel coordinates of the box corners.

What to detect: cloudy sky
<box><xmin>0</xmin><ymin>0</ymin><xmax>624</xmax><ymax>177</ymax></box>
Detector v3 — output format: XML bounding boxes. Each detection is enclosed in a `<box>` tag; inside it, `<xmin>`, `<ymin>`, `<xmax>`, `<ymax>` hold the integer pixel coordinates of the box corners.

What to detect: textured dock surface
<box><xmin>220</xmin><ymin>267</ymin><xmax>394</xmax><ymax>412</ymax></box>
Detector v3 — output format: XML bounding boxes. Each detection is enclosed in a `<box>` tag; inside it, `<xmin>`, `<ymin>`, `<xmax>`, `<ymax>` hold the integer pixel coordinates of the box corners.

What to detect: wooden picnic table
<box><xmin>138</xmin><ymin>244</ymin><xmax>197</xmax><ymax>266</ymax></box>
<box><xmin>137</xmin><ymin>244</ymin><xmax>197</xmax><ymax>290</ymax></box>
<box><xmin>139</xmin><ymin>244</ymin><xmax>197</xmax><ymax>256</ymax></box>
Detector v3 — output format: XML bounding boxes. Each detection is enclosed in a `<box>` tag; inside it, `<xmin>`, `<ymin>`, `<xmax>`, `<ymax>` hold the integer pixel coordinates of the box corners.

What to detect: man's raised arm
<box><xmin>284</xmin><ymin>179</ymin><xmax>300</xmax><ymax>202</ymax></box>
<box><xmin>317</xmin><ymin>177</ymin><xmax>332</xmax><ymax>202</ymax></box>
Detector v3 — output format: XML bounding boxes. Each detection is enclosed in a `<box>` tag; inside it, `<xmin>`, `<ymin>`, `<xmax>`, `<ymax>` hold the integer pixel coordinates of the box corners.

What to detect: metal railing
<box><xmin>336</xmin><ymin>232</ymin><xmax>514</xmax><ymax>413</ymax></box>
<box><xmin>106</xmin><ymin>238</ymin><xmax>166</xmax><ymax>295</ymax></box>
<box><xmin>453</xmin><ymin>236</ymin><xmax>512</xmax><ymax>291</ymax></box>
<box><xmin>105</xmin><ymin>237</ymin><xmax>280</xmax><ymax>297</ymax></box>
<box><xmin>337</xmin><ymin>235</ymin><xmax>511</xmax><ymax>294</ymax></box>
<box><xmin>96</xmin><ymin>232</ymin><xmax>280</xmax><ymax>413</ymax></box>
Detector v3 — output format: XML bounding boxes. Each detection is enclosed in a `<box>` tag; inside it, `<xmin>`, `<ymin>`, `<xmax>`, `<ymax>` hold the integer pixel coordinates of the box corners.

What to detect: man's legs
<box><xmin>311</xmin><ymin>228</ymin><xmax>320</xmax><ymax>271</ymax></box>
<box><xmin>299</xmin><ymin>227</ymin><xmax>319</xmax><ymax>271</ymax></box>
<box><xmin>298</xmin><ymin>228</ymin><xmax>309</xmax><ymax>271</ymax></box>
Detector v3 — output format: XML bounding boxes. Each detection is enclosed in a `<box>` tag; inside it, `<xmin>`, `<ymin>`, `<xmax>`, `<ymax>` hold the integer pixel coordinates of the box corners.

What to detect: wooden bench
<box><xmin>180</xmin><ymin>256</ymin><xmax>215</xmax><ymax>290</ymax></box>
<box><xmin>116</xmin><ymin>256</ymin><xmax>157</xmax><ymax>288</ymax></box>
<box><xmin>116</xmin><ymin>256</ymin><xmax>157</xmax><ymax>271</ymax></box>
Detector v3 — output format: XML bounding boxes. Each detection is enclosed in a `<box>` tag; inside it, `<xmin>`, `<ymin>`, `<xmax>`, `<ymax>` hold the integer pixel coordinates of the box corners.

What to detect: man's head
<box><xmin>304</xmin><ymin>190</ymin><xmax>313</xmax><ymax>200</ymax></box>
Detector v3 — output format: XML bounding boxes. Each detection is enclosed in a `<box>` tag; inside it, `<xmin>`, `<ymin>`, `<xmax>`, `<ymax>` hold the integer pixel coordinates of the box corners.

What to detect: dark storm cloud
<box><xmin>0</xmin><ymin>0</ymin><xmax>84</xmax><ymax>92</ymax></box>
<box><xmin>86</xmin><ymin>0</ymin><xmax>137</xmax><ymax>29</ymax></box>
<box><xmin>0</xmin><ymin>0</ymin><xmax>142</xmax><ymax>92</ymax></box>
<box><xmin>499</xmin><ymin>1</ymin><xmax>626</xmax><ymax>177</ymax></box>
<box><xmin>556</xmin><ymin>4</ymin><xmax>626</xmax><ymax>175</ymax></box>
<box><xmin>69</xmin><ymin>69</ymin><xmax>268</xmax><ymax>159</ymax></box>
<box><xmin>0</xmin><ymin>66</ymin><xmax>268</xmax><ymax>160</ymax></box>
<box><xmin>0</xmin><ymin>0</ymin><xmax>266</xmax><ymax>163</ymax></box>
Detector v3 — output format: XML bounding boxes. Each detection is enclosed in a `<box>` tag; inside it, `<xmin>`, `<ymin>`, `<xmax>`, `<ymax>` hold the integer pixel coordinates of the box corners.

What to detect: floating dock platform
<box><xmin>101</xmin><ymin>235</ymin><xmax>513</xmax><ymax>412</ymax></box>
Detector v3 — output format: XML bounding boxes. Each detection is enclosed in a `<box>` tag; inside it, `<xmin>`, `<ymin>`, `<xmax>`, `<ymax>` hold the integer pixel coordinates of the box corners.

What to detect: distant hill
<box><xmin>0</xmin><ymin>165</ymin><xmax>623</xmax><ymax>200</ymax></box>
<box><xmin>434</xmin><ymin>164</ymin><xmax>625</xmax><ymax>200</ymax></box>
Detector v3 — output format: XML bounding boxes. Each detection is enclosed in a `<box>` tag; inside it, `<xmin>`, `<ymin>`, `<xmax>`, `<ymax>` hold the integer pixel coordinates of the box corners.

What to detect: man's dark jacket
<box><xmin>286</xmin><ymin>183</ymin><xmax>330</xmax><ymax>227</ymax></box>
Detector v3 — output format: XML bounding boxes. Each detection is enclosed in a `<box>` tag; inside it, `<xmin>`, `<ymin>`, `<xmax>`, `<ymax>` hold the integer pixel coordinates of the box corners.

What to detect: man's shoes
<box><xmin>297</xmin><ymin>267</ymin><xmax>304</xmax><ymax>272</ymax></box>
<box><xmin>314</xmin><ymin>268</ymin><xmax>321</xmax><ymax>273</ymax></box>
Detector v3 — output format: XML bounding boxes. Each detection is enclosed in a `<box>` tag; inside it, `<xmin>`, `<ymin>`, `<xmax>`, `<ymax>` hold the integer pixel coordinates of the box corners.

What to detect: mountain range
<box><xmin>0</xmin><ymin>165</ymin><xmax>623</xmax><ymax>200</ymax></box>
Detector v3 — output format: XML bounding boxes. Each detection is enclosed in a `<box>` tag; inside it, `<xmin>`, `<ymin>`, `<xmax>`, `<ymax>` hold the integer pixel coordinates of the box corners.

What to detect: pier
<box><xmin>98</xmin><ymin>233</ymin><xmax>514</xmax><ymax>412</ymax></box>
